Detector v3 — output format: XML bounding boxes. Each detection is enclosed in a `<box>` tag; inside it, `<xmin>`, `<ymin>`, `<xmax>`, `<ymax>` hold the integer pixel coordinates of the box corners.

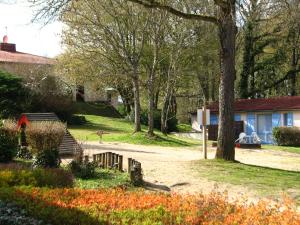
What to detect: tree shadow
<box><xmin>1</xmin><ymin>187</ymin><xmax>106</xmax><ymax>225</ymax></box>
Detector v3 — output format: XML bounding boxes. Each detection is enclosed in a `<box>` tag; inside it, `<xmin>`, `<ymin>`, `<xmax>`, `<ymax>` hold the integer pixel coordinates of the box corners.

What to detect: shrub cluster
<box><xmin>140</xmin><ymin>109</ymin><xmax>178</xmax><ymax>133</ymax></box>
<box><xmin>272</xmin><ymin>127</ymin><xmax>300</xmax><ymax>146</ymax></box>
<box><xmin>0</xmin><ymin>188</ymin><xmax>299</xmax><ymax>225</ymax></box>
<box><xmin>26</xmin><ymin>121</ymin><xmax>65</xmax><ymax>168</ymax></box>
<box><xmin>0</xmin><ymin>168</ymin><xmax>74</xmax><ymax>188</ymax></box>
<box><xmin>0</xmin><ymin>200</ymin><xmax>44</xmax><ymax>225</ymax></box>
<box><xmin>0</xmin><ymin>120</ymin><xmax>19</xmax><ymax>163</ymax></box>
<box><xmin>26</xmin><ymin>121</ymin><xmax>66</xmax><ymax>154</ymax></box>
<box><xmin>69</xmin><ymin>160</ymin><xmax>96</xmax><ymax>179</ymax></box>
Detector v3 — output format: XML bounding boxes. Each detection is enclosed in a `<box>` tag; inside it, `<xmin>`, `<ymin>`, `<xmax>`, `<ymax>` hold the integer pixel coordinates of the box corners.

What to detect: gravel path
<box><xmin>83</xmin><ymin>142</ymin><xmax>300</xmax><ymax>200</ymax></box>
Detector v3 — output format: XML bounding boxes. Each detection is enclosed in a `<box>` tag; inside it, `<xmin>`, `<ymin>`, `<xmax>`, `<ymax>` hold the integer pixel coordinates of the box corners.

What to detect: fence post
<box><xmin>93</xmin><ymin>154</ymin><xmax>97</xmax><ymax>162</ymax></box>
<box><xmin>107</xmin><ymin>152</ymin><xmax>112</xmax><ymax>169</ymax></box>
<box><xmin>118</xmin><ymin>155</ymin><xmax>123</xmax><ymax>171</ymax></box>
<box><xmin>130</xmin><ymin>161</ymin><xmax>143</xmax><ymax>186</ymax></box>
<box><xmin>128</xmin><ymin>158</ymin><xmax>132</xmax><ymax>173</ymax></box>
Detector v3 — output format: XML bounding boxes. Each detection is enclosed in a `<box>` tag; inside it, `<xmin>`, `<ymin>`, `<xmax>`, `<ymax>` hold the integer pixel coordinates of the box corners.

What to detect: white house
<box><xmin>191</xmin><ymin>96</ymin><xmax>300</xmax><ymax>144</ymax></box>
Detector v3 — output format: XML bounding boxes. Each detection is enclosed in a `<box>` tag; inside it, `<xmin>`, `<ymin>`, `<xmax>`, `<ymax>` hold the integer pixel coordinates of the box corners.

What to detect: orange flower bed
<box><xmin>1</xmin><ymin>187</ymin><xmax>300</xmax><ymax>225</ymax></box>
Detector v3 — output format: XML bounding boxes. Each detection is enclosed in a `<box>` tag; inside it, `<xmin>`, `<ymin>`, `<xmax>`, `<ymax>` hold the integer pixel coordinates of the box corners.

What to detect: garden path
<box><xmin>83</xmin><ymin>142</ymin><xmax>300</xmax><ymax>200</ymax></box>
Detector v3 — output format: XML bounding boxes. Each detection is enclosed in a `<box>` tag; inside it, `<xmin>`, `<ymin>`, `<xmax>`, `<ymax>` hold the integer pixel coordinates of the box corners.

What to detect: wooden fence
<box><xmin>92</xmin><ymin>152</ymin><xmax>123</xmax><ymax>171</ymax></box>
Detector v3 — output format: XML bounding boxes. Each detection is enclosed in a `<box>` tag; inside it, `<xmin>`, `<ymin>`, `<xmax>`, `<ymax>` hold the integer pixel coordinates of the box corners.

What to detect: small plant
<box><xmin>17</xmin><ymin>146</ymin><xmax>33</xmax><ymax>160</ymax></box>
<box><xmin>32</xmin><ymin>149</ymin><xmax>61</xmax><ymax>168</ymax></box>
<box><xmin>0</xmin><ymin>120</ymin><xmax>19</xmax><ymax>163</ymax></box>
<box><xmin>69</xmin><ymin>160</ymin><xmax>97</xmax><ymax>179</ymax></box>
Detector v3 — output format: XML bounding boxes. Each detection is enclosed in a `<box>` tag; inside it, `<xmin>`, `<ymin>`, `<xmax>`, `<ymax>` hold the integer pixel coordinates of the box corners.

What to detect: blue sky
<box><xmin>0</xmin><ymin>0</ymin><xmax>62</xmax><ymax>57</ymax></box>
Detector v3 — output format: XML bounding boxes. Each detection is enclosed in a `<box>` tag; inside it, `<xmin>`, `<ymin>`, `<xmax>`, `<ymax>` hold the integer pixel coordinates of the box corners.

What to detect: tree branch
<box><xmin>127</xmin><ymin>0</ymin><xmax>219</xmax><ymax>24</ymax></box>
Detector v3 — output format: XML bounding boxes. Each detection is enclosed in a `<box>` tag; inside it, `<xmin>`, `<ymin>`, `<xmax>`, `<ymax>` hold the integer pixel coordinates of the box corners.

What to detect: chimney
<box><xmin>0</xmin><ymin>35</ymin><xmax>16</xmax><ymax>52</ymax></box>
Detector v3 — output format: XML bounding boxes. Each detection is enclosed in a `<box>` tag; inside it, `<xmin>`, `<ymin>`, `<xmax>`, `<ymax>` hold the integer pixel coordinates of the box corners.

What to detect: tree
<box><xmin>128</xmin><ymin>0</ymin><xmax>237</xmax><ymax>160</ymax></box>
<box><xmin>0</xmin><ymin>70</ymin><xmax>30</xmax><ymax>118</ymax></box>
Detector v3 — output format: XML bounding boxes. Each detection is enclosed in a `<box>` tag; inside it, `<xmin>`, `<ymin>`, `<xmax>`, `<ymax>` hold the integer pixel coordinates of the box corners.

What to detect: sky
<box><xmin>0</xmin><ymin>0</ymin><xmax>63</xmax><ymax>57</ymax></box>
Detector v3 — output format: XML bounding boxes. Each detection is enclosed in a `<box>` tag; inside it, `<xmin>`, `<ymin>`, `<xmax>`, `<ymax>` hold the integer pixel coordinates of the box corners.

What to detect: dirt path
<box><xmin>83</xmin><ymin>142</ymin><xmax>300</xmax><ymax>200</ymax></box>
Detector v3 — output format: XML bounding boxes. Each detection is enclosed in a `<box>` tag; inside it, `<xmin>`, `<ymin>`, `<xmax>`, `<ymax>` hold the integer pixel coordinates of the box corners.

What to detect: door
<box><xmin>257</xmin><ymin>114</ymin><xmax>272</xmax><ymax>143</ymax></box>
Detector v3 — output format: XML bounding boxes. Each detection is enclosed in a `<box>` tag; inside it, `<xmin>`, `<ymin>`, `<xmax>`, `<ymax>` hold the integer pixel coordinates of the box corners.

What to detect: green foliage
<box><xmin>75</xmin><ymin>169</ymin><xmax>130</xmax><ymax>189</ymax></box>
<box><xmin>0</xmin><ymin>70</ymin><xmax>29</xmax><ymax>118</ymax></box>
<box><xmin>32</xmin><ymin>149</ymin><xmax>61</xmax><ymax>168</ymax></box>
<box><xmin>69</xmin><ymin>160</ymin><xmax>97</xmax><ymax>179</ymax></box>
<box><xmin>0</xmin><ymin>200</ymin><xmax>44</xmax><ymax>225</ymax></box>
<box><xmin>17</xmin><ymin>146</ymin><xmax>33</xmax><ymax>160</ymax></box>
<box><xmin>67</xmin><ymin>115</ymin><xmax>87</xmax><ymax>125</ymax></box>
<box><xmin>0</xmin><ymin>120</ymin><xmax>19</xmax><ymax>163</ymax></box>
<box><xmin>141</xmin><ymin>109</ymin><xmax>178</xmax><ymax>133</ymax></box>
<box><xmin>272</xmin><ymin>127</ymin><xmax>300</xmax><ymax>147</ymax></box>
<box><xmin>26</xmin><ymin>121</ymin><xmax>65</xmax><ymax>154</ymax></box>
<box><xmin>0</xmin><ymin>168</ymin><xmax>74</xmax><ymax>188</ymax></box>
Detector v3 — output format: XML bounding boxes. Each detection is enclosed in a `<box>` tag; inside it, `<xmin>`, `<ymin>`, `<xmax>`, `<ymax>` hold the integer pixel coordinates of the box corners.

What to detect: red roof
<box><xmin>0</xmin><ymin>50</ymin><xmax>55</xmax><ymax>65</ymax></box>
<box><xmin>207</xmin><ymin>96</ymin><xmax>300</xmax><ymax>113</ymax></box>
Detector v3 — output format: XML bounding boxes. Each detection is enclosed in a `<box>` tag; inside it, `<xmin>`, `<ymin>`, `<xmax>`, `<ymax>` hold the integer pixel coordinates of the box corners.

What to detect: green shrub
<box><xmin>272</xmin><ymin>127</ymin><xmax>300</xmax><ymax>146</ymax></box>
<box><xmin>17</xmin><ymin>146</ymin><xmax>33</xmax><ymax>160</ymax></box>
<box><xmin>141</xmin><ymin>109</ymin><xmax>178</xmax><ymax>133</ymax></box>
<box><xmin>32</xmin><ymin>149</ymin><xmax>60</xmax><ymax>168</ymax></box>
<box><xmin>0</xmin><ymin>168</ymin><xmax>74</xmax><ymax>188</ymax></box>
<box><xmin>0</xmin><ymin>120</ymin><xmax>19</xmax><ymax>163</ymax></box>
<box><xmin>69</xmin><ymin>160</ymin><xmax>97</xmax><ymax>179</ymax></box>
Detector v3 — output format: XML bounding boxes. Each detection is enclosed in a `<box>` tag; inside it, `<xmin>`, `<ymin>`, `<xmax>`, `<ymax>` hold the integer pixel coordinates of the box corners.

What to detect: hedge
<box><xmin>0</xmin><ymin>120</ymin><xmax>19</xmax><ymax>163</ymax></box>
<box><xmin>272</xmin><ymin>127</ymin><xmax>300</xmax><ymax>146</ymax></box>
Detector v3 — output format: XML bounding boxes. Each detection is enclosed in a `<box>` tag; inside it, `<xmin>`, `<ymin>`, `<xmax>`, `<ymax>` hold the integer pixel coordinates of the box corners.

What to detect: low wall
<box><xmin>171</xmin><ymin>132</ymin><xmax>202</xmax><ymax>140</ymax></box>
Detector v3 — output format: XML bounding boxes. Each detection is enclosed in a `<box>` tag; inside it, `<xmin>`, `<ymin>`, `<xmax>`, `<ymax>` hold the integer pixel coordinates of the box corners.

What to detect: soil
<box><xmin>83</xmin><ymin>142</ymin><xmax>300</xmax><ymax>201</ymax></box>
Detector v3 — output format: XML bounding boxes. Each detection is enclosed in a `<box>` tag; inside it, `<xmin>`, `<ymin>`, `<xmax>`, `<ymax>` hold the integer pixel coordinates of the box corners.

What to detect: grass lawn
<box><xmin>69</xmin><ymin>114</ymin><xmax>201</xmax><ymax>147</ymax></box>
<box><xmin>75</xmin><ymin>169</ymin><xmax>130</xmax><ymax>189</ymax></box>
<box><xmin>262</xmin><ymin>145</ymin><xmax>300</xmax><ymax>154</ymax></box>
<box><xmin>192</xmin><ymin>159</ymin><xmax>300</xmax><ymax>202</ymax></box>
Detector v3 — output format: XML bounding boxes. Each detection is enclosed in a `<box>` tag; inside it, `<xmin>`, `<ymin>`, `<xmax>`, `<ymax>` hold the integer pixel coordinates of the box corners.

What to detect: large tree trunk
<box><xmin>132</xmin><ymin>73</ymin><xmax>141</xmax><ymax>132</ymax></box>
<box><xmin>215</xmin><ymin>1</ymin><xmax>236</xmax><ymax>161</ymax></box>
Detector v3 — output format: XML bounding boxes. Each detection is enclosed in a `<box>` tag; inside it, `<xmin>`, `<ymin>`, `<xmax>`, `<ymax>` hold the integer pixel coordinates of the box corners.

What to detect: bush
<box><xmin>141</xmin><ymin>109</ymin><xmax>178</xmax><ymax>133</ymax></box>
<box><xmin>272</xmin><ymin>127</ymin><xmax>300</xmax><ymax>146</ymax></box>
<box><xmin>0</xmin><ymin>168</ymin><xmax>74</xmax><ymax>188</ymax></box>
<box><xmin>32</xmin><ymin>149</ymin><xmax>60</xmax><ymax>168</ymax></box>
<box><xmin>67</xmin><ymin>115</ymin><xmax>87</xmax><ymax>125</ymax></box>
<box><xmin>0</xmin><ymin>120</ymin><xmax>19</xmax><ymax>163</ymax></box>
<box><xmin>26</xmin><ymin>121</ymin><xmax>66</xmax><ymax>154</ymax></box>
<box><xmin>0</xmin><ymin>200</ymin><xmax>44</xmax><ymax>225</ymax></box>
<box><xmin>17</xmin><ymin>146</ymin><xmax>33</xmax><ymax>160</ymax></box>
<box><xmin>69</xmin><ymin>160</ymin><xmax>97</xmax><ymax>179</ymax></box>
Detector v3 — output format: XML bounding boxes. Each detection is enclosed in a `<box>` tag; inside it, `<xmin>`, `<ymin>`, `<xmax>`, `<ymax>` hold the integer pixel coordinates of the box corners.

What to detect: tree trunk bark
<box><xmin>290</xmin><ymin>48</ymin><xmax>297</xmax><ymax>96</ymax></box>
<box><xmin>148</xmin><ymin>70</ymin><xmax>155</xmax><ymax>136</ymax></box>
<box><xmin>215</xmin><ymin>2</ymin><xmax>236</xmax><ymax>161</ymax></box>
<box><xmin>132</xmin><ymin>73</ymin><xmax>141</xmax><ymax>132</ymax></box>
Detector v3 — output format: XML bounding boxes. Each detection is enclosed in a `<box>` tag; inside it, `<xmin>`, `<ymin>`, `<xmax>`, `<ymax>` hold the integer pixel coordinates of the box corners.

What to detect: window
<box><xmin>283</xmin><ymin>112</ymin><xmax>293</xmax><ymax>127</ymax></box>
<box><xmin>234</xmin><ymin>114</ymin><xmax>241</xmax><ymax>121</ymax></box>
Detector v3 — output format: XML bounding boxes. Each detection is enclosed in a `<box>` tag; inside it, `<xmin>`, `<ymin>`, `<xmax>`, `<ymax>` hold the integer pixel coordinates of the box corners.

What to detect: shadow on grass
<box><xmin>0</xmin><ymin>187</ymin><xmax>105</xmax><ymax>225</ymax></box>
<box><xmin>70</xmin><ymin>121</ymin><xmax>126</xmax><ymax>133</ymax></box>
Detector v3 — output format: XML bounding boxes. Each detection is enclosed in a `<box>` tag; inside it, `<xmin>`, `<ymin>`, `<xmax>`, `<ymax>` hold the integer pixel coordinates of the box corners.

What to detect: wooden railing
<box><xmin>92</xmin><ymin>152</ymin><xmax>123</xmax><ymax>171</ymax></box>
